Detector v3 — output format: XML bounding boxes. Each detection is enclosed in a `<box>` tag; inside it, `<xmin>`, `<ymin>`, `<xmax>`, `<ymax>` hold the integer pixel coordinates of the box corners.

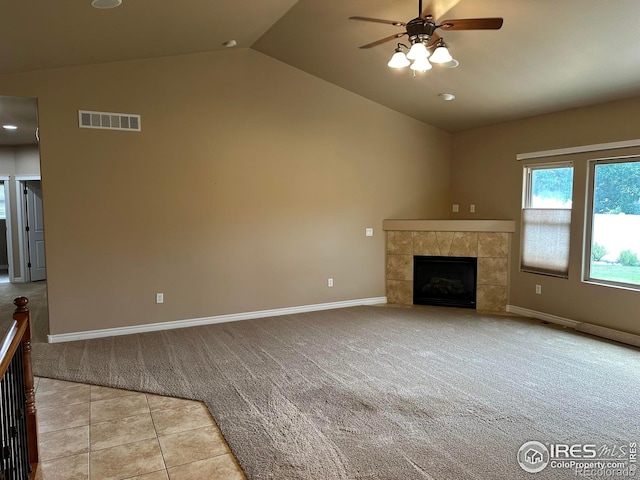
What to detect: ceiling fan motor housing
<box><xmin>406</xmin><ymin>18</ymin><xmax>437</xmax><ymax>42</ymax></box>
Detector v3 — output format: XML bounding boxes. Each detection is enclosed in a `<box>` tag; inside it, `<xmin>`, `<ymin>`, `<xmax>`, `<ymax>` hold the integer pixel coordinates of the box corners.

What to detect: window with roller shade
<box><xmin>521</xmin><ymin>163</ymin><xmax>573</xmax><ymax>277</ymax></box>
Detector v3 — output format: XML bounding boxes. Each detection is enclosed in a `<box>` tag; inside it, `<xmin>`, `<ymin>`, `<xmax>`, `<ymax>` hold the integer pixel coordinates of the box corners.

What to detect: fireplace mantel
<box><xmin>382</xmin><ymin>219</ymin><xmax>515</xmax><ymax>233</ymax></box>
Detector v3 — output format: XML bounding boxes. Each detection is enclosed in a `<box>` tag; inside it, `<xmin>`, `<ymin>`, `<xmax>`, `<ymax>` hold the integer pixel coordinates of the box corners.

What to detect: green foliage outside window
<box><xmin>530</xmin><ymin>166</ymin><xmax>573</xmax><ymax>206</ymax></box>
<box><xmin>593</xmin><ymin>162</ymin><xmax>640</xmax><ymax>214</ymax></box>
<box><xmin>591</xmin><ymin>243</ymin><xmax>608</xmax><ymax>261</ymax></box>
<box><xmin>618</xmin><ymin>249</ymin><xmax>640</xmax><ymax>267</ymax></box>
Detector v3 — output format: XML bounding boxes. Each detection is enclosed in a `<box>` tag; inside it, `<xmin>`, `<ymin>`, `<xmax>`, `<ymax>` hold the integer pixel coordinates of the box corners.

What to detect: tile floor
<box><xmin>33</xmin><ymin>377</ymin><xmax>246</xmax><ymax>480</ymax></box>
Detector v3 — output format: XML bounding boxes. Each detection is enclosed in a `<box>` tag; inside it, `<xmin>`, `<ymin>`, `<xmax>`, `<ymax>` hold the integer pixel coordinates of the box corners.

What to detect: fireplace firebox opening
<box><xmin>413</xmin><ymin>255</ymin><xmax>477</xmax><ymax>308</ymax></box>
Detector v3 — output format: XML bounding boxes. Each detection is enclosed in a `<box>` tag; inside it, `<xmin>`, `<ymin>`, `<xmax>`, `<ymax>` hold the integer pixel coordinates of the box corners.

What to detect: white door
<box><xmin>25</xmin><ymin>181</ymin><xmax>46</xmax><ymax>281</ymax></box>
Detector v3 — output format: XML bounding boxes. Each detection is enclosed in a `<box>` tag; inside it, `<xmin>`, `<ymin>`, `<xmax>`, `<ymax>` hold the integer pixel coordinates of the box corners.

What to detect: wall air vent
<box><xmin>78</xmin><ymin>110</ymin><xmax>141</xmax><ymax>132</ymax></box>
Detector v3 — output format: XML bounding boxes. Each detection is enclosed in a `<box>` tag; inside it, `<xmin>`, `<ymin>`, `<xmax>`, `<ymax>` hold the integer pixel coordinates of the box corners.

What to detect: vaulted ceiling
<box><xmin>2</xmin><ymin>0</ymin><xmax>640</xmax><ymax>144</ymax></box>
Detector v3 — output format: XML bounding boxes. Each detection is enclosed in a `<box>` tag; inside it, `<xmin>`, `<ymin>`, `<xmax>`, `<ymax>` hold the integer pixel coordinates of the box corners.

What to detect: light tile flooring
<box><xmin>33</xmin><ymin>377</ymin><xmax>246</xmax><ymax>480</ymax></box>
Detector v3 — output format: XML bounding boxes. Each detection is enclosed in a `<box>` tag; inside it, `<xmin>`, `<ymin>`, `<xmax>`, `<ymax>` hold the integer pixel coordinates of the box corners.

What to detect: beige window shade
<box><xmin>521</xmin><ymin>208</ymin><xmax>571</xmax><ymax>277</ymax></box>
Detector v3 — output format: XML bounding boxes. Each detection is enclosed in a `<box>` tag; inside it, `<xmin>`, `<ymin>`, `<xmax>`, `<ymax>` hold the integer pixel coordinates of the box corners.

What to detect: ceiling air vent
<box><xmin>78</xmin><ymin>110</ymin><xmax>141</xmax><ymax>132</ymax></box>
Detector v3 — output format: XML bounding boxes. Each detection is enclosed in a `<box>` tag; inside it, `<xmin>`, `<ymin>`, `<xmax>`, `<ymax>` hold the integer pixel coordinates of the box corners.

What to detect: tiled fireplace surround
<box><xmin>383</xmin><ymin>220</ymin><xmax>516</xmax><ymax>312</ymax></box>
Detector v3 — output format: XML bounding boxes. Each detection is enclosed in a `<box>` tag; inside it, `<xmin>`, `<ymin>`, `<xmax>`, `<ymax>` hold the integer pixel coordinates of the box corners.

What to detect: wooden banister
<box><xmin>0</xmin><ymin>297</ymin><xmax>39</xmax><ymax>479</ymax></box>
<box><xmin>13</xmin><ymin>296</ymin><xmax>39</xmax><ymax>476</ymax></box>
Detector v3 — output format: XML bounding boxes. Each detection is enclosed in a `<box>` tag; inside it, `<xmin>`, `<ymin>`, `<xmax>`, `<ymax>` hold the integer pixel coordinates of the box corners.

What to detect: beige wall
<box><xmin>0</xmin><ymin>49</ymin><xmax>451</xmax><ymax>335</ymax></box>
<box><xmin>14</xmin><ymin>145</ymin><xmax>41</xmax><ymax>175</ymax></box>
<box><xmin>0</xmin><ymin>145</ymin><xmax>41</xmax><ymax>174</ymax></box>
<box><xmin>451</xmin><ymin>97</ymin><xmax>640</xmax><ymax>336</ymax></box>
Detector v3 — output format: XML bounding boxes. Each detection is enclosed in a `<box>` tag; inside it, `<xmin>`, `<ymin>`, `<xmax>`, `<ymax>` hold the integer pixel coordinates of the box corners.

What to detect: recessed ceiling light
<box><xmin>223</xmin><ymin>40</ymin><xmax>238</xmax><ymax>48</ymax></box>
<box><xmin>91</xmin><ymin>0</ymin><xmax>122</xmax><ymax>9</ymax></box>
<box><xmin>2</xmin><ymin>125</ymin><xmax>18</xmax><ymax>130</ymax></box>
<box><xmin>439</xmin><ymin>93</ymin><xmax>456</xmax><ymax>101</ymax></box>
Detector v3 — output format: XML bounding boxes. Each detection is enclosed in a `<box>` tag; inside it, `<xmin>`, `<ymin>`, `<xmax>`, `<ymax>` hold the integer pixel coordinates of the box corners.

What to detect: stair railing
<box><xmin>0</xmin><ymin>297</ymin><xmax>38</xmax><ymax>480</ymax></box>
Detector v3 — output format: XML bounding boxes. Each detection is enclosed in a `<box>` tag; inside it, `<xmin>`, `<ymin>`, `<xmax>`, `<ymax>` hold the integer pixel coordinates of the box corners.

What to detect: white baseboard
<box><xmin>575</xmin><ymin>323</ymin><xmax>640</xmax><ymax>349</ymax></box>
<box><xmin>507</xmin><ymin>304</ymin><xmax>640</xmax><ymax>348</ymax></box>
<box><xmin>47</xmin><ymin>296</ymin><xmax>388</xmax><ymax>344</ymax></box>
<box><xmin>506</xmin><ymin>305</ymin><xmax>580</xmax><ymax>327</ymax></box>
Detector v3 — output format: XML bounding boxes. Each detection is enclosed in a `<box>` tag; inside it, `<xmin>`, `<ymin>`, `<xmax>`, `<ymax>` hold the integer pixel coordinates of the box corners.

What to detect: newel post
<box><xmin>13</xmin><ymin>296</ymin><xmax>39</xmax><ymax>468</ymax></box>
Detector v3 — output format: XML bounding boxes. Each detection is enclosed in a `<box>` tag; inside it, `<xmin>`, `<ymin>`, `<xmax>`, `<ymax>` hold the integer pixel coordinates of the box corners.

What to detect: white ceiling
<box><xmin>2</xmin><ymin>0</ymin><xmax>640</xmax><ymax>144</ymax></box>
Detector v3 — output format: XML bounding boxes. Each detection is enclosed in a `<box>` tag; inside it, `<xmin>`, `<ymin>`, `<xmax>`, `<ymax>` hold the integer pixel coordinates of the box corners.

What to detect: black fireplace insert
<box><xmin>413</xmin><ymin>255</ymin><xmax>477</xmax><ymax>308</ymax></box>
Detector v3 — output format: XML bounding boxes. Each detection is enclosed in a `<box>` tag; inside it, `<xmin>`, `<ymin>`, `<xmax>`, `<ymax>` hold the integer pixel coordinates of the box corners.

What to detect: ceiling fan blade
<box><xmin>349</xmin><ymin>16</ymin><xmax>406</xmax><ymax>27</ymax></box>
<box><xmin>420</xmin><ymin>0</ymin><xmax>463</xmax><ymax>20</ymax></box>
<box><xmin>359</xmin><ymin>32</ymin><xmax>406</xmax><ymax>49</ymax></box>
<box><xmin>439</xmin><ymin>17</ymin><xmax>503</xmax><ymax>30</ymax></box>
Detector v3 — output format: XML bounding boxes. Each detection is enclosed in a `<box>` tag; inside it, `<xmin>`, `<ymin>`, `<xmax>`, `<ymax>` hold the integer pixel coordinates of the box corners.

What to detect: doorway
<box><xmin>0</xmin><ymin>94</ymin><xmax>48</xmax><ymax>342</ymax></box>
<box><xmin>0</xmin><ymin>180</ymin><xmax>10</xmax><ymax>283</ymax></box>
<box><xmin>22</xmin><ymin>179</ymin><xmax>46</xmax><ymax>282</ymax></box>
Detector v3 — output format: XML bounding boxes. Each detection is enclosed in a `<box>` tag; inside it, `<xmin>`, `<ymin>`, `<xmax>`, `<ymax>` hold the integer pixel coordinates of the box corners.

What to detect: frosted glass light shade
<box><xmin>406</xmin><ymin>42</ymin><xmax>430</xmax><ymax>60</ymax></box>
<box><xmin>430</xmin><ymin>45</ymin><xmax>453</xmax><ymax>64</ymax></box>
<box><xmin>388</xmin><ymin>51</ymin><xmax>410</xmax><ymax>68</ymax></box>
<box><xmin>91</xmin><ymin>0</ymin><xmax>122</xmax><ymax>8</ymax></box>
<box><xmin>410</xmin><ymin>57</ymin><xmax>432</xmax><ymax>72</ymax></box>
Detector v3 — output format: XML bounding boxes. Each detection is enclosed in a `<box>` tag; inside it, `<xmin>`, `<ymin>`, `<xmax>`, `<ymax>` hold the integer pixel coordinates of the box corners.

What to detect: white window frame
<box><xmin>0</xmin><ymin>183</ymin><xmax>5</xmax><ymax>220</ymax></box>
<box><xmin>584</xmin><ymin>155</ymin><xmax>640</xmax><ymax>291</ymax></box>
<box><xmin>521</xmin><ymin>161</ymin><xmax>574</xmax><ymax>278</ymax></box>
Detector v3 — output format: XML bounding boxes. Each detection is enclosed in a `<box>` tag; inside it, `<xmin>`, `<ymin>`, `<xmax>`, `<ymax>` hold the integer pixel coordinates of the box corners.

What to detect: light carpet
<box><xmin>0</xmin><ymin>281</ymin><xmax>48</xmax><ymax>343</ymax></box>
<box><xmin>32</xmin><ymin>306</ymin><xmax>640</xmax><ymax>479</ymax></box>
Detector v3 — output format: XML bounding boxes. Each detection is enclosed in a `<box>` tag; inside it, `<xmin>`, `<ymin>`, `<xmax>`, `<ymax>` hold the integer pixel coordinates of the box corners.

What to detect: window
<box><xmin>521</xmin><ymin>163</ymin><xmax>574</xmax><ymax>277</ymax></box>
<box><xmin>0</xmin><ymin>184</ymin><xmax>5</xmax><ymax>220</ymax></box>
<box><xmin>585</xmin><ymin>158</ymin><xmax>640</xmax><ymax>288</ymax></box>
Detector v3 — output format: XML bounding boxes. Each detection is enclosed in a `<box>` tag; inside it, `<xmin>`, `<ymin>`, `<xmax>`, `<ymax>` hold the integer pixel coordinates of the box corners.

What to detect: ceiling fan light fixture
<box><xmin>410</xmin><ymin>57</ymin><xmax>432</xmax><ymax>72</ymax></box>
<box><xmin>430</xmin><ymin>44</ymin><xmax>453</xmax><ymax>64</ymax></box>
<box><xmin>406</xmin><ymin>41</ymin><xmax>429</xmax><ymax>60</ymax></box>
<box><xmin>351</xmin><ymin>3</ymin><xmax>503</xmax><ymax>76</ymax></box>
<box><xmin>388</xmin><ymin>49</ymin><xmax>410</xmax><ymax>68</ymax></box>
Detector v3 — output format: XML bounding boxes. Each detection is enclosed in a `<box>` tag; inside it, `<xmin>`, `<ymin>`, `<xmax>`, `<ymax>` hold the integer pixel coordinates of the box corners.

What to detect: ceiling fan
<box><xmin>350</xmin><ymin>0</ymin><xmax>503</xmax><ymax>72</ymax></box>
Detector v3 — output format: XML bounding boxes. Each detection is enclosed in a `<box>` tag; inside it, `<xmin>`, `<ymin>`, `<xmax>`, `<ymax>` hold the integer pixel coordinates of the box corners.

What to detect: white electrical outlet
<box><xmin>470</xmin><ymin>204</ymin><xmax>476</xmax><ymax>213</ymax></box>
<box><xmin>535</xmin><ymin>285</ymin><xmax>541</xmax><ymax>295</ymax></box>
<box><xmin>156</xmin><ymin>293</ymin><xmax>164</xmax><ymax>304</ymax></box>
<box><xmin>365</xmin><ymin>228</ymin><xmax>373</xmax><ymax>237</ymax></box>
<box><xmin>328</xmin><ymin>278</ymin><xmax>334</xmax><ymax>287</ymax></box>
<box><xmin>452</xmin><ymin>204</ymin><xmax>459</xmax><ymax>213</ymax></box>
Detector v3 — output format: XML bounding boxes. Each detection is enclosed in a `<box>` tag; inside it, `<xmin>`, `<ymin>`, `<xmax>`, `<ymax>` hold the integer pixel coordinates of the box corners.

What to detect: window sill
<box><xmin>583</xmin><ymin>278</ymin><xmax>640</xmax><ymax>292</ymax></box>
